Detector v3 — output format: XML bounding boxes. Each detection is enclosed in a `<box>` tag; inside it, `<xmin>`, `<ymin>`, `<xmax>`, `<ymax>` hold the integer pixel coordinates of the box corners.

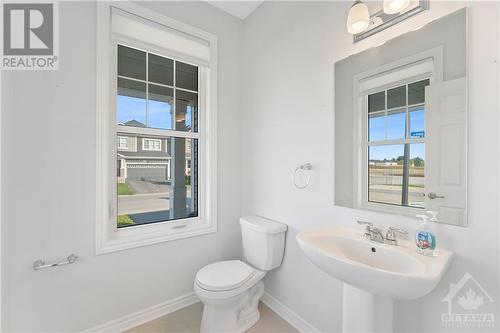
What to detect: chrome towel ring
<box><xmin>293</xmin><ymin>163</ymin><xmax>312</xmax><ymax>189</ymax></box>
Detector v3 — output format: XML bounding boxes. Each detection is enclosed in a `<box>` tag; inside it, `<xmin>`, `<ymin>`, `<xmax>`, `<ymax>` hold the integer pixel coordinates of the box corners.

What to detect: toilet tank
<box><xmin>240</xmin><ymin>216</ymin><xmax>287</xmax><ymax>271</ymax></box>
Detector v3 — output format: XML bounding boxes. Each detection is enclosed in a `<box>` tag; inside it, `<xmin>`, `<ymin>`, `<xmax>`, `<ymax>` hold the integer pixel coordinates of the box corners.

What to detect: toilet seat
<box><xmin>196</xmin><ymin>260</ymin><xmax>256</xmax><ymax>292</ymax></box>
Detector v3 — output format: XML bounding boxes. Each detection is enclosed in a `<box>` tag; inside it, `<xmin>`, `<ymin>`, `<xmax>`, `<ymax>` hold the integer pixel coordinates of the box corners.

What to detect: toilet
<box><xmin>194</xmin><ymin>216</ymin><xmax>287</xmax><ymax>333</ymax></box>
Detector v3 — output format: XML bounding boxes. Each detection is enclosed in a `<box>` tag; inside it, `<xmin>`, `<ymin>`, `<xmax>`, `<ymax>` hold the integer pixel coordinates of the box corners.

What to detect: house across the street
<box><xmin>116</xmin><ymin>120</ymin><xmax>191</xmax><ymax>184</ymax></box>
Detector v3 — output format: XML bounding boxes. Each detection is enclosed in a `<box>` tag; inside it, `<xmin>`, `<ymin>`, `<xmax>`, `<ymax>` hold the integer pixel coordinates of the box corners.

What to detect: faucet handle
<box><xmin>388</xmin><ymin>226</ymin><xmax>408</xmax><ymax>234</ymax></box>
<box><xmin>385</xmin><ymin>226</ymin><xmax>408</xmax><ymax>245</ymax></box>
<box><xmin>357</xmin><ymin>221</ymin><xmax>377</xmax><ymax>238</ymax></box>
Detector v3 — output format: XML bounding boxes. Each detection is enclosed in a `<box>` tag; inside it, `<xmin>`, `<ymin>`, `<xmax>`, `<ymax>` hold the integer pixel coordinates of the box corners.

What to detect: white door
<box><xmin>425</xmin><ymin>77</ymin><xmax>467</xmax><ymax>225</ymax></box>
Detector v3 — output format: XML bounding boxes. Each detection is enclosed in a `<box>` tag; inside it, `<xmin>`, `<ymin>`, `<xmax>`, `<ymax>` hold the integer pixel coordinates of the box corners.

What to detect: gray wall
<box><xmin>335</xmin><ymin>9</ymin><xmax>467</xmax><ymax>207</ymax></box>
<box><xmin>1</xmin><ymin>1</ymin><xmax>243</xmax><ymax>331</ymax></box>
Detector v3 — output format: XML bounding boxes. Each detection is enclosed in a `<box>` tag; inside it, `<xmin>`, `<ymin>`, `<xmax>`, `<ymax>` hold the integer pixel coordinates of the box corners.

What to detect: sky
<box><xmin>117</xmin><ymin>95</ymin><xmax>192</xmax><ymax>130</ymax></box>
<box><xmin>369</xmin><ymin>107</ymin><xmax>425</xmax><ymax>161</ymax></box>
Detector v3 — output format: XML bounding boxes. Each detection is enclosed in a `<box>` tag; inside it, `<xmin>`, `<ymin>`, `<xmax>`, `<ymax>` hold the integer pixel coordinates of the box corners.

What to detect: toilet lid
<box><xmin>196</xmin><ymin>260</ymin><xmax>256</xmax><ymax>291</ymax></box>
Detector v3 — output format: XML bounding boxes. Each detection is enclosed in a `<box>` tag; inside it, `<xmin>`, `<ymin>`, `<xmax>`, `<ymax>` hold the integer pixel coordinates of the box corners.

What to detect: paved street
<box><xmin>369</xmin><ymin>185</ymin><xmax>425</xmax><ymax>207</ymax></box>
<box><xmin>118</xmin><ymin>192</ymin><xmax>170</xmax><ymax>215</ymax></box>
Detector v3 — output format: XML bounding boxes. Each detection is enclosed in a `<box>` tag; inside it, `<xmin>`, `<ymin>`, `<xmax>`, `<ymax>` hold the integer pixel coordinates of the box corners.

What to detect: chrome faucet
<box><xmin>357</xmin><ymin>221</ymin><xmax>407</xmax><ymax>245</ymax></box>
<box><xmin>357</xmin><ymin>221</ymin><xmax>385</xmax><ymax>243</ymax></box>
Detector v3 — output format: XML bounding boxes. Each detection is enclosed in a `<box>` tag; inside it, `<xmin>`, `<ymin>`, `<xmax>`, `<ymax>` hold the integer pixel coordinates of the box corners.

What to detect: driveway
<box><xmin>127</xmin><ymin>180</ymin><xmax>170</xmax><ymax>194</ymax></box>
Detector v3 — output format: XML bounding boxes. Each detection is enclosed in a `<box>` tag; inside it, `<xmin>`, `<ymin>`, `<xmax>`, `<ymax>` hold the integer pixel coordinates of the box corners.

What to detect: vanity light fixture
<box><xmin>346</xmin><ymin>0</ymin><xmax>370</xmax><ymax>34</ymax></box>
<box><xmin>348</xmin><ymin>0</ymin><xmax>428</xmax><ymax>41</ymax></box>
<box><xmin>383</xmin><ymin>0</ymin><xmax>411</xmax><ymax>14</ymax></box>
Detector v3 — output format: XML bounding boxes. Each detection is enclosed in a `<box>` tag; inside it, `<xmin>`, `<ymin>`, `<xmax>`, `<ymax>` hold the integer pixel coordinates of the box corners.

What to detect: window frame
<box><xmin>352</xmin><ymin>47</ymin><xmax>443</xmax><ymax>217</ymax></box>
<box><xmin>96</xmin><ymin>2</ymin><xmax>218</xmax><ymax>254</ymax></box>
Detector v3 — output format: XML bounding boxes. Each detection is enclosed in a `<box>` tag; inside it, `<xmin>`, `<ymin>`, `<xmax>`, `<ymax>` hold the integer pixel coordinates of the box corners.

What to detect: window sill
<box><xmin>357</xmin><ymin>201</ymin><xmax>425</xmax><ymax>218</ymax></box>
<box><xmin>96</xmin><ymin>218</ymin><xmax>216</xmax><ymax>254</ymax></box>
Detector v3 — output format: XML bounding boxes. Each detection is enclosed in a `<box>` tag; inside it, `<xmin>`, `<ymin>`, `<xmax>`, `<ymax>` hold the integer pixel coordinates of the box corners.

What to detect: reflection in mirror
<box><xmin>335</xmin><ymin>9</ymin><xmax>468</xmax><ymax>226</ymax></box>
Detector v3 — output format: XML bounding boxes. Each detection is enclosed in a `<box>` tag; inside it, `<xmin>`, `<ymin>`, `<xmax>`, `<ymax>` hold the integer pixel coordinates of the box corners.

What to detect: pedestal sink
<box><xmin>296</xmin><ymin>226</ymin><xmax>453</xmax><ymax>333</ymax></box>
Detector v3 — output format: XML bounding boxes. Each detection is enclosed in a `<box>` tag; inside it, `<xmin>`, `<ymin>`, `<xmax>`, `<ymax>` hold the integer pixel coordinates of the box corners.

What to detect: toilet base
<box><xmin>199</xmin><ymin>281</ymin><xmax>265</xmax><ymax>333</ymax></box>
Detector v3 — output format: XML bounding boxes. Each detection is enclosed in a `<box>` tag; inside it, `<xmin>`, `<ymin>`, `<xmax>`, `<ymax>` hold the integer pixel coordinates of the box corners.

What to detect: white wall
<box><xmin>1</xmin><ymin>1</ymin><xmax>243</xmax><ymax>331</ymax></box>
<box><xmin>241</xmin><ymin>1</ymin><xmax>499</xmax><ymax>332</ymax></box>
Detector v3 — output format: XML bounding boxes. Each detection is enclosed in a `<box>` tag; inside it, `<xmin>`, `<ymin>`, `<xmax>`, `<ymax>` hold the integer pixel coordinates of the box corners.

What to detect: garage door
<box><xmin>127</xmin><ymin>164</ymin><xmax>168</xmax><ymax>182</ymax></box>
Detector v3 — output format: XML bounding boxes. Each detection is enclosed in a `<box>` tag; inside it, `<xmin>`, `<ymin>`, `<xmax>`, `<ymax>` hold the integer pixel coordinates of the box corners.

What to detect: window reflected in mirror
<box><xmin>367</xmin><ymin>79</ymin><xmax>428</xmax><ymax>208</ymax></box>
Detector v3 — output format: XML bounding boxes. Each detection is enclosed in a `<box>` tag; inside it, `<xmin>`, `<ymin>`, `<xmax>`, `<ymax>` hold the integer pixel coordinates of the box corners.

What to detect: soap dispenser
<box><xmin>415</xmin><ymin>214</ymin><xmax>437</xmax><ymax>256</ymax></box>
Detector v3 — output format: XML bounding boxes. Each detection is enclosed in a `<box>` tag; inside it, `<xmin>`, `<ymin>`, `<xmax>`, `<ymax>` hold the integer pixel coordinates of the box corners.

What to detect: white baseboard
<box><xmin>83</xmin><ymin>290</ymin><xmax>317</xmax><ymax>333</ymax></box>
<box><xmin>261</xmin><ymin>292</ymin><xmax>321</xmax><ymax>333</ymax></box>
<box><xmin>83</xmin><ymin>292</ymin><xmax>199</xmax><ymax>333</ymax></box>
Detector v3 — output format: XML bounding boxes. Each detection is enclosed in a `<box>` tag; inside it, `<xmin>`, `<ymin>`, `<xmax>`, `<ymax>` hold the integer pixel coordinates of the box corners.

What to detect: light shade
<box><xmin>383</xmin><ymin>0</ymin><xmax>411</xmax><ymax>14</ymax></box>
<box><xmin>347</xmin><ymin>1</ymin><xmax>370</xmax><ymax>34</ymax></box>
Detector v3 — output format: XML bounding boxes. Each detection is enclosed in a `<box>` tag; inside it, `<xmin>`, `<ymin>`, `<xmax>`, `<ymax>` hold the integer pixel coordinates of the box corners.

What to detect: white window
<box><xmin>117</xmin><ymin>136</ymin><xmax>128</xmax><ymax>150</ymax></box>
<box><xmin>142</xmin><ymin>138</ymin><xmax>161</xmax><ymax>151</ymax></box>
<box><xmin>96</xmin><ymin>2</ymin><xmax>218</xmax><ymax>254</ymax></box>
<box><xmin>353</xmin><ymin>49</ymin><xmax>443</xmax><ymax>216</ymax></box>
<box><xmin>366</xmin><ymin>79</ymin><xmax>429</xmax><ymax>209</ymax></box>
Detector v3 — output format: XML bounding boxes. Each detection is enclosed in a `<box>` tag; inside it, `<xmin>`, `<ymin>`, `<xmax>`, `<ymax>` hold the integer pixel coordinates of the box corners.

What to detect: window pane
<box><xmin>368</xmin><ymin>91</ymin><xmax>385</xmax><ymax>113</ymax></box>
<box><xmin>117</xmin><ymin>136</ymin><xmax>128</xmax><ymax>150</ymax></box>
<box><xmin>117</xmin><ymin>78</ymin><xmax>146</xmax><ymax>126</ymax></box>
<box><xmin>386</xmin><ymin>108</ymin><xmax>406</xmax><ymax>140</ymax></box>
<box><xmin>387</xmin><ymin>85</ymin><xmax>406</xmax><ymax>109</ymax></box>
<box><xmin>408</xmin><ymin>79</ymin><xmax>430</xmax><ymax>105</ymax></box>
<box><xmin>368</xmin><ymin>145</ymin><xmax>404</xmax><ymax>205</ymax></box>
<box><xmin>176</xmin><ymin>90</ymin><xmax>198</xmax><ymax>132</ymax></box>
<box><xmin>176</xmin><ymin>61</ymin><xmax>198</xmax><ymax>91</ymax></box>
<box><xmin>409</xmin><ymin>106</ymin><xmax>425</xmax><ymax>138</ymax></box>
<box><xmin>368</xmin><ymin>113</ymin><xmax>385</xmax><ymax>141</ymax></box>
<box><xmin>148</xmin><ymin>84</ymin><xmax>174</xmax><ymax>130</ymax></box>
<box><xmin>117</xmin><ymin>137</ymin><xmax>198</xmax><ymax>228</ymax></box>
<box><xmin>409</xmin><ymin>143</ymin><xmax>425</xmax><ymax>208</ymax></box>
<box><xmin>149</xmin><ymin>53</ymin><xmax>173</xmax><ymax>86</ymax></box>
<box><xmin>118</xmin><ymin>45</ymin><xmax>146</xmax><ymax>80</ymax></box>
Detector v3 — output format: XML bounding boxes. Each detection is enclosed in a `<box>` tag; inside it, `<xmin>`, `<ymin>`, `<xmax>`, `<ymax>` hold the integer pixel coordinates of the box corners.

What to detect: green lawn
<box><xmin>117</xmin><ymin>183</ymin><xmax>133</xmax><ymax>195</ymax></box>
<box><xmin>117</xmin><ymin>215</ymin><xmax>134</xmax><ymax>227</ymax></box>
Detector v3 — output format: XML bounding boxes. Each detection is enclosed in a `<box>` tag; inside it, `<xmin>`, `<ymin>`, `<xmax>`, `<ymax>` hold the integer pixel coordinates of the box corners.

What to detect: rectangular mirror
<box><xmin>334</xmin><ymin>9</ymin><xmax>468</xmax><ymax>226</ymax></box>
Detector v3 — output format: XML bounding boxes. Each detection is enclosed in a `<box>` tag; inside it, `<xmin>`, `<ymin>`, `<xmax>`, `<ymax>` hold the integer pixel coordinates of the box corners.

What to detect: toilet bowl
<box><xmin>194</xmin><ymin>216</ymin><xmax>287</xmax><ymax>333</ymax></box>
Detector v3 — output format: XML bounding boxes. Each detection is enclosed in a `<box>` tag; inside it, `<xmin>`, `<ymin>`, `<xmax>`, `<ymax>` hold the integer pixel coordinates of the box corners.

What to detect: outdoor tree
<box><xmin>413</xmin><ymin>157</ymin><xmax>424</xmax><ymax>167</ymax></box>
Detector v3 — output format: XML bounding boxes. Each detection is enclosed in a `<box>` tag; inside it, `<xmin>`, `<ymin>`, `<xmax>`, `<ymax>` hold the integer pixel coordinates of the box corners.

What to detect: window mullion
<box><xmin>173</xmin><ymin>61</ymin><xmax>177</xmax><ymax>131</ymax></box>
<box><xmin>402</xmin><ymin>144</ymin><xmax>410</xmax><ymax>206</ymax></box>
<box><xmin>145</xmin><ymin>52</ymin><xmax>149</xmax><ymax>127</ymax></box>
<box><xmin>384</xmin><ymin>91</ymin><xmax>388</xmax><ymax>140</ymax></box>
<box><xmin>401</xmin><ymin>83</ymin><xmax>410</xmax><ymax>206</ymax></box>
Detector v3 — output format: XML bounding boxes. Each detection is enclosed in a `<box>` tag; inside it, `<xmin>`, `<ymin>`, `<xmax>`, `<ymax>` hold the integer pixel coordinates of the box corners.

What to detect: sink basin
<box><xmin>297</xmin><ymin>226</ymin><xmax>453</xmax><ymax>300</ymax></box>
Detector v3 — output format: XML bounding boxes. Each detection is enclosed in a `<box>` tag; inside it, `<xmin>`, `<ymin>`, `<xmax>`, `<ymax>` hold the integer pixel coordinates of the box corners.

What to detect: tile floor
<box><xmin>125</xmin><ymin>302</ymin><xmax>298</xmax><ymax>333</ymax></box>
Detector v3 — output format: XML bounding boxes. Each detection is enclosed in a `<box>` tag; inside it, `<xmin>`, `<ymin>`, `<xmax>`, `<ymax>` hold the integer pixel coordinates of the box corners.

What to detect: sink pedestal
<box><xmin>342</xmin><ymin>284</ymin><xmax>394</xmax><ymax>333</ymax></box>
